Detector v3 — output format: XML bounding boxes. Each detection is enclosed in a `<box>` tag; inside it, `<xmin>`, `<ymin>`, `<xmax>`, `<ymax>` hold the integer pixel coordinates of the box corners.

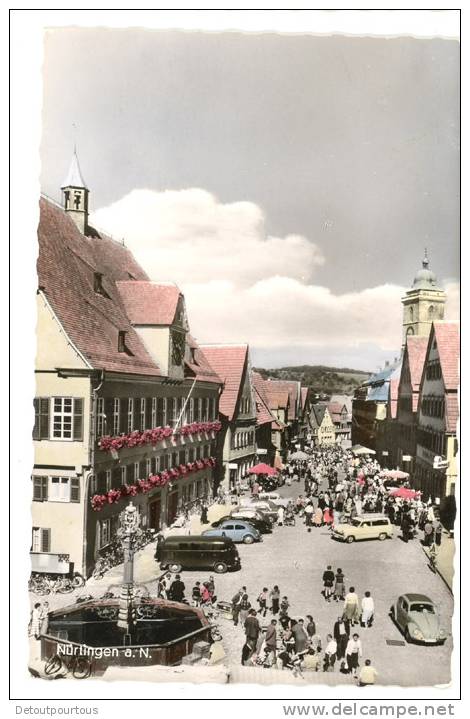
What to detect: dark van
<box><xmin>156</xmin><ymin>535</ymin><xmax>241</xmax><ymax>574</ymax></box>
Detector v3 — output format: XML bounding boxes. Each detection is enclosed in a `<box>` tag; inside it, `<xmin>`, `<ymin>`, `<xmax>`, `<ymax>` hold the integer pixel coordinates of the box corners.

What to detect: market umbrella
<box><xmin>381</xmin><ymin>469</ymin><xmax>410</xmax><ymax>480</ymax></box>
<box><xmin>249</xmin><ymin>463</ymin><xmax>278</xmax><ymax>476</ymax></box>
<box><xmin>389</xmin><ymin>487</ymin><xmax>420</xmax><ymax>500</ymax></box>
<box><xmin>289</xmin><ymin>450</ymin><xmax>309</xmax><ymax>460</ymax></box>
<box><xmin>351</xmin><ymin>445</ymin><xmax>376</xmax><ymax>456</ymax></box>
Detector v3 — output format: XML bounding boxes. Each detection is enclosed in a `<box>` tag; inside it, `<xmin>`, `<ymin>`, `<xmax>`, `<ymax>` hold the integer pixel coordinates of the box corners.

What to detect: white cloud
<box><xmin>91</xmin><ymin>189</ymin><xmax>459</xmax><ymax>368</ymax></box>
<box><xmin>92</xmin><ymin>188</ymin><xmax>324</xmax><ymax>288</ymax></box>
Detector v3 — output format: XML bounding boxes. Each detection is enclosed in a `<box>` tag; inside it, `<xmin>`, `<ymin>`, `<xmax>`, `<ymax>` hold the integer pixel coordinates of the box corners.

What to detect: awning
<box><xmin>228</xmin><ymin>463</ymin><xmax>238</xmax><ymax>469</ymax></box>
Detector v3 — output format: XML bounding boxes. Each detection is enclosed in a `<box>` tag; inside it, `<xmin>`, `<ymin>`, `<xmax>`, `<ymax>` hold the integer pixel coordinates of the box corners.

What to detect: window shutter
<box><xmin>33</xmin><ymin>399</ymin><xmax>40</xmax><ymax>440</ymax></box>
<box><xmin>133</xmin><ymin>399</ymin><xmax>139</xmax><ymax>431</ymax></box>
<box><xmin>97</xmin><ymin>472</ymin><xmax>106</xmax><ymax>494</ymax></box>
<box><xmin>70</xmin><ymin>477</ymin><xmax>80</xmax><ymax>503</ymax></box>
<box><xmin>112</xmin><ymin>467</ymin><xmax>121</xmax><ymax>487</ymax></box>
<box><xmin>140</xmin><ymin>460</ymin><xmax>146</xmax><ymax>478</ymax></box>
<box><xmin>39</xmin><ymin>398</ymin><xmax>50</xmax><ymax>439</ymax></box>
<box><xmin>145</xmin><ymin>398</ymin><xmax>152</xmax><ymax>429</ymax></box>
<box><xmin>73</xmin><ymin>398</ymin><xmax>84</xmax><ymax>440</ymax></box>
<box><xmin>127</xmin><ymin>464</ymin><xmax>135</xmax><ymax>483</ymax></box>
<box><xmin>104</xmin><ymin>398</ymin><xmax>114</xmax><ymax>434</ymax></box>
<box><xmin>41</xmin><ymin>528</ymin><xmax>51</xmax><ymax>553</ymax></box>
<box><xmin>32</xmin><ymin>476</ymin><xmax>48</xmax><ymax>501</ymax></box>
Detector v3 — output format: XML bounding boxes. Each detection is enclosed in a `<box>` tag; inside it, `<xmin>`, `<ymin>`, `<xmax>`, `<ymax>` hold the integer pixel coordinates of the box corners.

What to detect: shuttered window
<box><xmin>73</xmin><ymin>399</ymin><xmax>83</xmax><ymax>440</ymax></box>
<box><xmin>33</xmin><ymin>398</ymin><xmax>50</xmax><ymax>440</ymax></box>
<box><xmin>151</xmin><ymin>398</ymin><xmax>157</xmax><ymax>428</ymax></box>
<box><xmin>96</xmin><ymin>398</ymin><xmax>105</xmax><ymax>438</ymax></box>
<box><xmin>156</xmin><ymin>398</ymin><xmax>164</xmax><ymax>427</ymax></box>
<box><xmin>32</xmin><ymin>528</ymin><xmax>51</xmax><ymax>553</ymax></box>
<box><xmin>70</xmin><ymin>477</ymin><xmax>80</xmax><ymax>503</ymax></box>
<box><xmin>140</xmin><ymin>398</ymin><xmax>146</xmax><ymax>430</ymax></box>
<box><xmin>113</xmin><ymin>398</ymin><xmax>120</xmax><ymax>435</ymax></box>
<box><xmin>127</xmin><ymin>398</ymin><xmax>134</xmax><ymax>432</ymax></box>
<box><xmin>50</xmin><ymin>397</ymin><xmax>84</xmax><ymax>440</ymax></box>
<box><xmin>32</xmin><ymin>476</ymin><xmax>48</xmax><ymax>501</ymax></box>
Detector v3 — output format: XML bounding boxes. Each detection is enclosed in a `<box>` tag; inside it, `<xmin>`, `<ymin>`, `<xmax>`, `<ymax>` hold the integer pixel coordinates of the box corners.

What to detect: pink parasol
<box><xmin>249</xmin><ymin>463</ymin><xmax>278</xmax><ymax>476</ymax></box>
<box><xmin>389</xmin><ymin>487</ymin><xmax>420</xmax><ymax>499</ymax></box>
<box><xmin>381</xmin><ymin>469</ymin><xmax>410</xmax><ymax>480</ymax></box>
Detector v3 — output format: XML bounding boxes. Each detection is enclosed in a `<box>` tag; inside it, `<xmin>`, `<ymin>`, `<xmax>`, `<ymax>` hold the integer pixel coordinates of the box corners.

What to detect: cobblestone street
<box><xmin>30</xmin><ymin>476</ymin><xmax>454</xmax><ymax>686</ymax></box>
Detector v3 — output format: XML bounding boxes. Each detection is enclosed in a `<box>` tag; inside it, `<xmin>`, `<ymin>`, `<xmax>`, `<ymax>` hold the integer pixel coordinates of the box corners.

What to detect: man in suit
<box><xmin>264</xmin><ymin>619</ymin><xmax>278</xmax><ymax>660</ymax></box>
<box><xmin>333</xmin><ymin>615</ymin><xmax>350</xmax><ymax>661</ymax></box>
<box><xmin>244</xmin><ymin>609</ymin><xmax>261</xmax><ymax>655</ymax></box>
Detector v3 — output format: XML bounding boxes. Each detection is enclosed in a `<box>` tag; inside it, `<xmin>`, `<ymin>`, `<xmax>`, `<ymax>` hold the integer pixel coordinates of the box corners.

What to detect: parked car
<box><xmin>258</xmin><ymin>492</ymin><xmax>290</xmax><ymax>507</ymax></box>
<box><xmin>241</xmin><ymin>499</ymin><xmax>279</xmax><ymax>522</ymax></box>
<box><xmin>213</xmin><ymin>514</ymin><xmax>272</xmax><ymax>534</ymax></box>
<box><xmin>202</xmin><ymin>520</ymin><xmax>261</xmax><ymax>544</ymax></box>
<box><xmin>331</xmin><ymin>513</ymin><xmax>393</xmax><ymax>543</ymax></box>
<box><xmin>231</xmin><ymin>505</ymin><xmax>274</xmax><ymax>526</ymax></box>
<box><xmin>156</xmin><ymin>535</ymin><xmax>241</xmax><ymax>574</ymax></box>
<box><xmin>390</xmin><ymin>593</ymin><xmax>447</xmax><ymax>644</ymax></box>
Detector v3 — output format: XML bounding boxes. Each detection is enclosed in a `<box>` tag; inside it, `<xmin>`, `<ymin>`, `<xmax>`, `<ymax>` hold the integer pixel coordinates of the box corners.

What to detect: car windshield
<box><xmin>410</xmin><ymin>603</ymin><xmax>435</xmax><ymax>614</ymax></box>
<box><xmin>351</xmin><ymin>518</ymin><xmax>362</xmax><ymax>527</ymax></box>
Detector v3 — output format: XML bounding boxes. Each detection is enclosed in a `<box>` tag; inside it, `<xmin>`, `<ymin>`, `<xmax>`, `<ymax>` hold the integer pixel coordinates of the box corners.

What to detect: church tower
<box><xmin>401</xmin><ymin>250</ymin><xmax>446</xmax><ymax>347</ymax></box>
<box><xmin>61</xmin><ymin>149</ymin><xmax>89</xmax><ymax>235</ymax></box>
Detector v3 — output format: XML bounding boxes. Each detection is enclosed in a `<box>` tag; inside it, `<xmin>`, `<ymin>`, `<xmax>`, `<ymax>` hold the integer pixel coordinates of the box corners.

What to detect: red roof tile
<box><xmin>37</xmin><ymin>197</ymin><xmax>161</xmax><ymax>376</ymax></box>
<box><xmin>184</xmin><ymin>335</ymin><xmax>222</xmax><ymax>385</ymax></box>
<box><xmin>252</xmin><ymin>372</ymin><xmax>276</xmax><ymax>426</ymax></box>
<box><xmin>116</xmin><ymin>281</ymin><xmax>181</xmax><ymax>325</ymax></box>
<box><xmin>199</xmin><ymin>345</ymin><xmax>249</xmax><ymax>421</ymax></box>
<box><xmin>264</xmin><ymin>386</ymin><xmax>290</xmax><ymax>411</ymax></box>
<box><xmin>300</xmin><ymin>387</ymin><xmax>309</xmax><ymax>411</ymax></box>
<box><xmin>406</xmin><ymin>336</ymin><xmax>429</xmax><ymax>391</ymax></box>
<box><xmin>433</xmin><ymin>321</ymin><xmax>460</xmax><ymax>390</ymax></box>
<box><xmin>445</xmin><ymin>393</ymin><xmax>459</xmax><ymax>433</ymax></box>
<box><xmin>266</xmin><ymin>380</ymin><xmax>299</xmax><ymax>420</ymax></box>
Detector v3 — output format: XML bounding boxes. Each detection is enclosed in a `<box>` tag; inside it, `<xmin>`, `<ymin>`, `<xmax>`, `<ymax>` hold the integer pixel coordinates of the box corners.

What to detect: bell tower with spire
<box><xmin>61</xmin><ymin>149</ymin><xmax>89</xmax><ymax>234</ymax></box>
<box><xmin>401</xmin><ymin>250</ymin><xmax>446</xmax><ymax>347</ymax></box>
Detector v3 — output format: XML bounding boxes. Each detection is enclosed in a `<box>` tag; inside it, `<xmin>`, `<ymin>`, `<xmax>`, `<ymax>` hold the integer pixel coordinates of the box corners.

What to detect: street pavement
<box><xmin>30</xmin><ymin>479</ymin><xmax>454</xmax><ymax>686</ymax></box>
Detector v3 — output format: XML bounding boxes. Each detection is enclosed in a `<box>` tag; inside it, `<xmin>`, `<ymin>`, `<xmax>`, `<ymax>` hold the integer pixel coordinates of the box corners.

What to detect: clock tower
<box><xmin>401</xmin><ymin>250</ymin><xmax>446</xmax><ymax>347</ymax></box>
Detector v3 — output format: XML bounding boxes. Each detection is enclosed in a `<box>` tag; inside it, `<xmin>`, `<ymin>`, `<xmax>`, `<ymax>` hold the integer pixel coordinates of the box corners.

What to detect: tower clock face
<box><xmin>171</xmin><ymin>331</ymin><xmax>185</xmax><ymax>365</ymax></box>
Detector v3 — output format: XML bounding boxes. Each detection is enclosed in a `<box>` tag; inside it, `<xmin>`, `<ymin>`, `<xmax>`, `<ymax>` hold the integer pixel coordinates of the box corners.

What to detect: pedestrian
<box><xmin>239</xmin><ymin>593</ymin><xmax>252</xmax><ymax>626</ymax></box>
<box><xmin>277</xmin><ymin>506</ymin><xmax>285</xmax><ymax>526</ymax></box>
<box><xmin>358</xmin><ymin>659</ymin><xmax>378</xmax><ymax>686</ymax></box>
<box><xmin>244</xmin><ymin>609</ymin><xmax>261</xmax><ymax>654</ymax></box>
<box><xmin>434</xmin><ymin>520</ymin><xmax>443</xmax><ymax>546</ymax></box>
<box><xmin>154</xmin><ymin>532</ymin><xmax>164</xmax><ymax>563</ymax></box>
<box><xmin>241</xmin><ymin>641</ymin><xmax>253</xmax><ymax>666</ymax></box>
<box><xmin>345</xmin><ymin>633</ymin><xmax>362</xmax><ymax>677</ymax></box>
<box><xmin>168</xmin><ymin>574</ymin><xmax>185</xmax><ymax>602</ymax></box>
<box><xmin>343</xmin><ymin>587</ymin><xmax>360</xmax><ymax>625</ymax></box>
<box><xmin>323</xmin><ymin>507</ymin><xmax>334</xmax><ymax>527</ymax></box>
<box><xmin>270</xmin><ymin>585</ymin><xmax>280</xmax><ymax>615</ymax></box>
<box><xmin>201</xmin><ymin>581</ymin><xmax>213</xmax><ymax>605</ymax></box>
<box><xmin>280</xmin><ymin>595</ymin><xmax>290</xmax><ymax>618</ymax></box>
<box><xmin>160</xmin><ymin>572</ymin><xmax>173</xmax><ymax>599</ymax></box>
<box><xmin>304</xmin><ymin>503</ymin><xmax>314</xmax><ymax>527</ymax></box>
<box><xmin>29</xmin><ymin>602</ymin><xmax>42</xmax><ymax>640</ymax></box>
<box><xmin>424</xmin><ymin>520</ymin><xmax>434</xmax><ymax>547</ymax></box>
<box><xmin>264</xmin><ymin>619</ymin><xmax>278</xmax><ymax>660</ymax></box>
<box><xmin>313</xmin><ymin>507</ymin><xmax>323</xmax><ymax>527</ymax></box>
<box><xmin>306</xmin><ymin>615</ymin><xmax>316</xmax><ymax>639</ymax></box>
<box><xmin>231</xmin><ymin>588</ymin><xmax>244</xmax><ymax>626</ymax></box>
<box><xmin>292</xmin><ymin>618</ymin><xmax>309</xmax><ymax>653</ymax></box>
<box><xmin>192</xmin><ymin>581</ymin><xmax>202</xmax><ymax>606</ymax></box>
<box><xmin>200</xmin><ymin>502</ymin><xmax>209</xmax><ymax>525</ymax></box>
<box><xmin>334</xmin><ymin>568</ymin><xmax>346</xmax><ymax>601</ymax></box>
<box><xmin>333</xmin><ymin>615</ymin><xmax>350</xmax><ymax>662</ymax></box>
<box><xmin>322</xmin><ymin>565</ymin><xmax>335</xmax><ymax>602</ymax></box>
<box><xmin>361</xmin><ymin>591</ymin><xmax>375</xmax><ymax>628</ymax></box>
<box><xmin>206</xmin><ymin>575</ymin><xmax>216</xmax><ymax>597</ymax></box>
<box><xmin>323</xmin><ymin>634</ymin><xmax>337</xmax><ymax>672</ymax></box>
<box><xmin>303</xmin><ymin>646</ymin><xmax>321</xmax><ymax>672</ymax></box>
<box><xmin>257</xmin><ymin>587</ymin><xmax>269</xmax><ymax>617</ymax></box>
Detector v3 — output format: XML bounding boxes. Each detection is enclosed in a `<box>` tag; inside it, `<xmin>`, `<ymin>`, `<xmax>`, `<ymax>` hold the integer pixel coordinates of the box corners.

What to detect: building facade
<box><xmin>414</xmin><ymin>322</ymin><xmax>459</xmax><ymax>500</ymax></box>
<box><xmin>32</xmin><ymin>154</ymin><xmax>221</xmax><ymax>578</ymax></box>
<box><xmin>310</xmin><ymin>404</ymin><xmax>336</xmax><ymax>446</ymax></box>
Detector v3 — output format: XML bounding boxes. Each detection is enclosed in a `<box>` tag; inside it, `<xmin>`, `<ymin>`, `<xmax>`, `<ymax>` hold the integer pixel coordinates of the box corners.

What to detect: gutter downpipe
<box><xmin>82</xmin><ymin>369</ymin><xmax>105</xmax><ymax>577</ymax></box>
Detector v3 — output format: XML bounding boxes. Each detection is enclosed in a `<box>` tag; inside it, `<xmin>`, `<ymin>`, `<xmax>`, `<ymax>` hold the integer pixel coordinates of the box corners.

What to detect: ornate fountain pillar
<box><xmin>116</xmin><ymin>502</ymin><xmax>142</xmax><ymax>633</ymax></box>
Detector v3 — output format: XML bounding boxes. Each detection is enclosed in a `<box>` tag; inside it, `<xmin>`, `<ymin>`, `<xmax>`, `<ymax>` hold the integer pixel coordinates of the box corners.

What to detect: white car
<box><xmin>258</xmin><ymin>492</ymin><xmax>290</xmax><ymax>507</ymax></box>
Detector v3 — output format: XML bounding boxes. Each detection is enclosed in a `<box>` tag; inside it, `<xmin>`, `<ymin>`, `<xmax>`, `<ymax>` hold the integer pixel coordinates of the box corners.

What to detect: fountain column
<box><xmin>116</xmin><ymin>502</ymin><xmax>142</xmax><ymax>633</ymax></box>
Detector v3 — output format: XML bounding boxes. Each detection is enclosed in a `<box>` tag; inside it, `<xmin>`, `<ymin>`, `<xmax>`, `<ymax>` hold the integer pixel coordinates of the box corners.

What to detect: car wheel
<box><xmin>346</xmin><ymin>535</ymin><xmax>355</xmax><ymax>544</ymax></box>
<box><xmin>214</xmin><ymin>562</ymin><xmax>227</xmax><ymax>574</ymax></box>
<box><xmin>168</xmin><ymin>563</ymin><xmax>182</xmax><ymax>573</ymax></box>
<box><xmin>378</xmin><ymin>532</ymin><xmax>387</xmax><ymax>541</ymax></box>
<box><xmin>243</xmin><ymin>535</ymin><xmax>255</xmax><ymax>544</ymax></box>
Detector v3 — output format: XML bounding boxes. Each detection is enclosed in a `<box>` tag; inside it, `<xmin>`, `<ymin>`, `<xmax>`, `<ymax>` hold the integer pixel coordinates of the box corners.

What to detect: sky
<box><xmin>40</xmin><ymin>28</ymin><xmax>460</xmax><ymax>372</ymax></box>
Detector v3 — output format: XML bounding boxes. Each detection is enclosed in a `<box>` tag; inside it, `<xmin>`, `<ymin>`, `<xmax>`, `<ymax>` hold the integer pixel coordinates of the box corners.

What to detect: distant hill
<box><xmin>253</xmin><ymin>364</ymin><xmax>371</xmax><ymax>397</ymax></box>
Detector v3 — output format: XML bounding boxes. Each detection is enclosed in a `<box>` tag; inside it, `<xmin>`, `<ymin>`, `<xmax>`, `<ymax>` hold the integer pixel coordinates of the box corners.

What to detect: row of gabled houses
<box><xmin>352</xmin><ymin>253</ymin><xmax>459</xmax><ymax>502</ymax></box>
<box><xmin>32</xmin><ymin>152</ymin><xmax>314</xmax><ymax>578</ymax></box>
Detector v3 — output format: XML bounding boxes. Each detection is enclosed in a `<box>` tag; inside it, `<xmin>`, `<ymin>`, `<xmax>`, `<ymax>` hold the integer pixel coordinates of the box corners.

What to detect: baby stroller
<box><xmin>284</xmin><ymin>511</ymin><xmax>296</xmax><ymax>526</ymax></box>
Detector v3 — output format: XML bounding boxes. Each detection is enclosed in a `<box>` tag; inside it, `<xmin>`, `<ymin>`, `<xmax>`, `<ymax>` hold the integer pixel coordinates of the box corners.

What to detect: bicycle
<box><xmin>44</xmin><ymin>652</ymin><xmax>92</xmax><ymax>680</ymax></box>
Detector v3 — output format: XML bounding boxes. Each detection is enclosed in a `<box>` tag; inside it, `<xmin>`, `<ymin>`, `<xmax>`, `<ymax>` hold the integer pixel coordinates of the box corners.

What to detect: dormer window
<box><xmin>94</xmin><ymin>272</ymin><xmax>110</xmax><ymax>298</ymax></box>
<box><xmin>118</xmin><ymin>330</ymin><xmax>132</xmax><ymax>354</ymax></box>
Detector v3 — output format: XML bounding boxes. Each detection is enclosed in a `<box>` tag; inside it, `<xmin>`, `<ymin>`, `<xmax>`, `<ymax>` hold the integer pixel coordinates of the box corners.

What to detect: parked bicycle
<box><xmin>29</xmin><ymin>572</ymin><xmax>85</xmax><ymax>595</ymax></box>
<box><xmin>44</xmin><ymin>652</ymin><xmax>92</xmax><ymax>679</ymax></box>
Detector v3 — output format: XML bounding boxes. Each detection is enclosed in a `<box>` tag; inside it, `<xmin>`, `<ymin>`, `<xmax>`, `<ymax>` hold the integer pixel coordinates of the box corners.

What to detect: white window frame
<box><xmin>162</xmin><ymin>398</ymin><xmax>167</xmax><ymax>426</ymax></box>
<box><xmin>51</xmin><ymin>397</ymin><xmax>74</xmax><ymax>440</ymax></box>
<box><xmin>146</xmin><ymin>458</ymin><xmax>152</xmax><ymax>477</ymax></box>
<box><xmin>121</xmin><ymin>466</ymin><xmax>127</xmax><ymax>484</ymax></box>
<box><xmin>140</xmin><ymin>398</ymin><xmax>146</xmax><ymax>430</ymax></box>
<box><xmin>113</xmin><ymin>398</ymin><xmax>120</xmax><ymax>436</ymax></box>
<box><xmin>32</xmin><ymin>527</ymin><xmax>51</xmax><ymax>553</ymax></box>
<box><xmin>99</xmin><ymin>518</ymin><xmax>112</xmax><ymax>549</ymax></box>
<box><xmin>134</xmin><ymin>461</ymin><xmax>140</xmax><ymax>480</ymax></box>
<box><xmin>189</xmin><ymin>398</ymin><xmax>194</xmax><ymax>423</ymax></box>
<box><xmin>156</xmin><ymin>456</ymin><xmax>161</xmax><ymax>472</ymax></box>
<box><xmin>48</xmin><ymin>476</ymin><xmax>71</xmax><ymax>502</ymax></box>
<box><xmin>128</xmin><ymin>398</ymin><xmax>134</xmax><ymax>432</ymax></box>
<box><xmin>96</xmin><ymin>397</ymin><xmax>105</xmax><ymax>437</ymax></box>
<box><xmin>151</xmin><ymin>397</ymin><xmax>157</xmax><ymax>428</ymax></box>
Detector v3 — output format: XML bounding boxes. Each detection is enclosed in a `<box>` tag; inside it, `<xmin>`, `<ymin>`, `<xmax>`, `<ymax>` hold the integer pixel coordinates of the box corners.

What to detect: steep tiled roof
<box><xmin>199</xmin><ymin>344</ymin><xmax>248</xmax><ymax>421</ymax></box>
<box><xmin>116</xmin><ymin>281</ymin><xmax>181</xmax><ymax>326</ymax></box>
<box><xmin>433</xmin><ymin>321</ymin><xmax>460</xmax><ymax>390</ymax></box>
<box><xmin>388</xmin><ymin>364</ymin><xmax>402</xmax><ymax>419</ymax></box>
<box><xmin>406</xmin><ymin>336</ymin><xmax>429</xmax><ymax>391</ymax></box>
<box><xmin>311</xmin><ymin>403</ymin><xmax>328</xmax><ymax>427</ymax></box>
<box><xmin>252</xmin><ymin>372</ymin><xmax>276</xmax><ymax>426</ymax></box>
<box><xmin>264</xmin><ymin>386</ymin><xmax>289</xmax><ymax>411</ymax></box>
<box><xmin>185</xmin><ymin>335</ymin><xmax>222</xmax><ymax>385</ymax></box>
<box><xmin>445</xmin><ymin>393</ymin><xmax>459</xmax><ymax>434</ymax></box>
<box><xmin>266</xmin><ymin>380</ymin><xmax>299</xmax><ymax>420</ymax></box>
<box><xmin>37</xmin><ymin>196</ymin><xmax>161</xmax><ymax>376</ymax></box>
<box><xmin>327</xmin><ymin>402</ymin><xmax>344</xmax><ymax>421</ymax></box>
<box><xmin>300</xmin><ymin>387</ymin><xmax>309</xmax><ymax>411</ymax></box>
